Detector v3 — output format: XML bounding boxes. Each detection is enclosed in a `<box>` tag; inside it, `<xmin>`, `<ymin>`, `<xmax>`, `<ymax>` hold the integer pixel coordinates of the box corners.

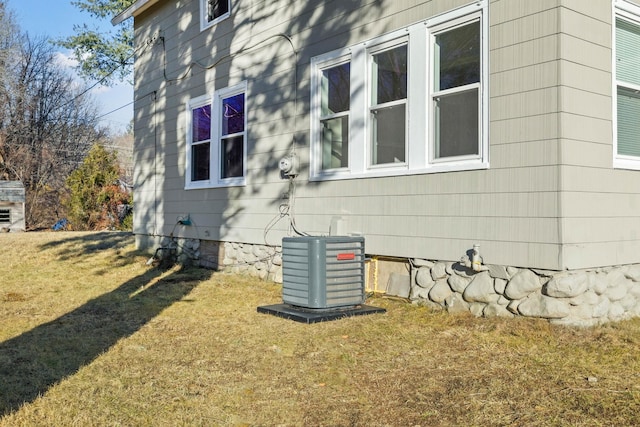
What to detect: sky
<box><xmin>5</xmin><ymin>0</ymin><xmax>134</xmax><ymax>134</ymax></box>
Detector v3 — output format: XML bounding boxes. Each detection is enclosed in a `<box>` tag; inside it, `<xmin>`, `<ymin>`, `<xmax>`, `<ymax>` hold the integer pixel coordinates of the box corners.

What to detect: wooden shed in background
<box><xmin>0</xmin><ymin>181</ymin><xmax>26</xmax><ymax>232</ymax></box>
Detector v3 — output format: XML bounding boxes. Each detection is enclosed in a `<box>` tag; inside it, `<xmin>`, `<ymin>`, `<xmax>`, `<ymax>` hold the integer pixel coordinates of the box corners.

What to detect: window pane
<box><xmin>208</xmin><ymin>0</ymin><xmax>229</xmax><ymax>21</ymax></box>
<box><xmin>435</xmin><ymin>21</ymin><xmax>480</xmax><ymax>91</ymax></box>
<box><xmin>371</xmin><ymin>104</ymin><xmax>405</xmax><ymax>165</ymax></box>
<box><xmin>617</xmin><ymin>18</ymin><xmax>640</xmax><ymax>86</ymax></box>
<box><xmin>322</xmin><ymin>63</ymin><xmax>350</xmax><ymax>116</ymax></box>
<box><xmin>222</xmin><ymin>93</ymin><xmax>244</xmax><ymax>136</ymax></box>
<box><xmin>221</xmin><ymin>135</ymin><xmax>244</xmax><ymax>178</ymax></box>
<box><xmin>0</xmin><ymin>209</ymin><xmax>10</xmax><ymax>223</ymax></box>
<box><xmin>192</xmin><ymin>142</ymin><xmax>210</xmax><ymax>181</ymax></box>
<box><xmin>618</xmin><ymin>86</ymin><xmax>640</xmax><ymax>157</ymax></box>
<box><xmin>192</xmin><ymin>104</ymin><xmax>211</xmax><ymax>142</ymax></box>
<box><xmin>372</xmin><ymin>45</ymin><xmax>408</xmax><ymax>105</ymax></box>
<box><xmin>321</xmin><ymin>116</ymin><xmax>349</xmax><ymax>169</ymax></box>
<box><xmin>434</xmin><ymin>88</ymin><xmax>479</xmax><ymax>158</ymax></box>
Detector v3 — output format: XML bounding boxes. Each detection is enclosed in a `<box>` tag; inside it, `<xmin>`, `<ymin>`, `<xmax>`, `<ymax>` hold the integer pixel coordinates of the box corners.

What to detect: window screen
<box><xmin>320</xmin><ymin>62</ymin><xmax>350</xmax><ymax>170</ymax></box>
<box><xmin>370</xmin><ymin>45</ymin><xmax>408</xmax><ymax>165</ymax></box>
<box><xmin>220</xmin><ymin>93</ymin><xmax>245</xmax><ymax>178</ymax></box>
<box><xmin>191</xmin><ymin>104</ymin><xmax>211</xmax><ymax>181</ymax></box>
<box><xmin>616</xmin><ymin>17</ymin><xmax>640</xmax><ymax>157</ymax></box>
<box><xmin>433</xmin><ymin>20</ymin><xmax>480</xmax><ymax>159</ymax></box>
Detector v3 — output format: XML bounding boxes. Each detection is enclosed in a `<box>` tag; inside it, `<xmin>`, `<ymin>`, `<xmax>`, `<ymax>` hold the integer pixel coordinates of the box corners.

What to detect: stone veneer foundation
<box><xmin>221</xmin><ymin>242</ymin><xmax>283</xmax><ymax>282</ymax></box>
<box><xmin>408</xmin><ymin>259</ymin><xmax>640</xmax><ymax>327</ymax></box>
<box><xmin>158</xmin><ymin>237</ymin><xmax>640</xmax><ymax>327</ymax></box>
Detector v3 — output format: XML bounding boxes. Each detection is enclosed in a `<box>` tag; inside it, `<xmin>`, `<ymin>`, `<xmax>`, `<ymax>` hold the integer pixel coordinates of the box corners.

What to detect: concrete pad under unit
<box><xmin>257</xmin><ymin>304</ymin><xmax>386</xmax><ymax>324</ymax></box>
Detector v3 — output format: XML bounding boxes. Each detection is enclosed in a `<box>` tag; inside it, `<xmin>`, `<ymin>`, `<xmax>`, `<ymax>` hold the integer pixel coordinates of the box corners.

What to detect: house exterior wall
<box><xmin>129</xmin><ymin>0</ymin><xmax>639</xmax><ymax>273</ymax></box>
<box><xmin>555</xmin><ymin>0</ymin><xmax>640</xmax><ymax>269</ymax></box>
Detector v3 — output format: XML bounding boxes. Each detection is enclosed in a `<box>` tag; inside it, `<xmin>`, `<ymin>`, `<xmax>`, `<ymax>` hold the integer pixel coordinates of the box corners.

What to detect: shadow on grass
<box><xmin>0</xmin><ymin>265</ymin><xmax>212</xmax><ymax>416</ymax></box>
<box><xmin>38</xmin><ymin>231</ymin><xmax>136</xmax><ymax>259</ymax></box>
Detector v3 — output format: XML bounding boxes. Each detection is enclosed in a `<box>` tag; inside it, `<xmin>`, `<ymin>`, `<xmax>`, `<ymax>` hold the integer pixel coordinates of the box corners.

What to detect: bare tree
<box><xmin>0</xmin><ymin>2</ymin><xmax>18</xmax><ymax>119</ymax></box>
<box><xmin>0</xmin><ymin>26</ymin><xmax>105</xmax><ymax>228</ymax></box>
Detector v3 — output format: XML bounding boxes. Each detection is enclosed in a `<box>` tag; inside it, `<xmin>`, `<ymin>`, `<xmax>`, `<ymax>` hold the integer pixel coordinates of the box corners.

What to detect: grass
<box><xmin>0</xmin><ymin>231</ymin><xmax>639</xmax><ymax>426</ymax></box>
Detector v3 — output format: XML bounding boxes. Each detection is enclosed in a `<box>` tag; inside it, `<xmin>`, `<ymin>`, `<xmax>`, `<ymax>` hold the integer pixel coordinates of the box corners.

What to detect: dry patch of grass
<box><xmin>1</xmin><ymin>231</ymin><xmax>639</xmax><ymax>426</ymax></box>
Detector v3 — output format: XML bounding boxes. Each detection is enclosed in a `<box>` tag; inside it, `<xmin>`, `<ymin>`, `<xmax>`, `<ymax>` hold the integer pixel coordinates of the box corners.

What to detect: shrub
<box><xmin>64</xmin><ymin>144</ymin><xmax>132</xmax><ymax>231</ymax></box>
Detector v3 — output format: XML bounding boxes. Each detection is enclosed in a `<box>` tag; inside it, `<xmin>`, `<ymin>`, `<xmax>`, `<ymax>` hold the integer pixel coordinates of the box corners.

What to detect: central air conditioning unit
<box><xmin>282</xmin><ymin>236</ymin><xmax>365</xmax><ymax>309</ymax></box>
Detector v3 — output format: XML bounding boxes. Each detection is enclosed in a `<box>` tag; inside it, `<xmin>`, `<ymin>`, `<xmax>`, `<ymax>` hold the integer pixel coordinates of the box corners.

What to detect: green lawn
<box><xmin>1</xmin><ymin>231</ymin><xmax>639</xmax><ymax>426</ymax></box>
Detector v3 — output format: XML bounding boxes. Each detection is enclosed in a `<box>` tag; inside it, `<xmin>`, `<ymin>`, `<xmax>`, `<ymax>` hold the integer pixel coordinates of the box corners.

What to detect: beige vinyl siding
<box><xmin>479</xmin><ymin>0</ymin><xmax>562</xmax><ymax>267</ymax></box>
<box><xmin>295</xmin><ymin>166</ymin><xmax>562</xmax><ymax>268</ymax></box>
<box><xmin>129</xmin><ymin>0</ymin><xmax>637</xmax><ymax>271</ymax></box>
<box><xmin>294</xmin><ymin>0</ymin><xmax>562</xmax><ymax>268</ymax></box>
<box><xmin>130</xmin><ymin>0</ymin><xmax>567</xmax><ymax>269</ymax></box>
<box><xmin>557</xmin><ymin>0</ymin><xmax>639</xmax><ymax>269</ymax></box>
<box><xmin>560</xmin><ymin>113</ymin><xmax>611</xmax><ymax>147</ymax></box>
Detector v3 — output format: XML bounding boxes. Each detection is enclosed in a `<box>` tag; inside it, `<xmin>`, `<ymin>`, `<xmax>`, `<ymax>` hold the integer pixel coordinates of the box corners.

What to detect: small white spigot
<box><xmin>471</xmin><ymin>244</ymin><xmax>481</xmax><ymax>271</ymax></box>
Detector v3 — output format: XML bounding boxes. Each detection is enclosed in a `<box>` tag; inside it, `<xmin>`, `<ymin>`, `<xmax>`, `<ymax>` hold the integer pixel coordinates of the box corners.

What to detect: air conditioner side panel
<box><xmin>282</xmin><ymin>236</ymin><xmax>365</xmax><ymax>309</ymax></box>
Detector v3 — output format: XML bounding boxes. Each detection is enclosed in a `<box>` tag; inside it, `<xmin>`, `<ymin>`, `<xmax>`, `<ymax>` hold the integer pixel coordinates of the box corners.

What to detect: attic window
<box><xmin>208</xmin><ymin>0</ymin><xmax>228</xmax><ymax>21</ymax></box>
<box><xmin>0</xmin><ymin>209</ymin><xmax>10</xmax><ymax>224</ymax></box>
<box><xmin>201</xmin><ymin>0</ymin><xmax>230</xmax><ymax>30</ymax></box>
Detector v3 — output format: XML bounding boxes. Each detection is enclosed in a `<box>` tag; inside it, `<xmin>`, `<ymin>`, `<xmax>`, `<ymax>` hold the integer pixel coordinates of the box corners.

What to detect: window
<box><xmin>614</xmin><ymin>1</ymin><xmax>640</xmax><ymax>168</ymax></box>
<box><xmin>320</xmin><ymin>62</ymin><xmax>350</xmax><ymax>170</ymax></box>
<box><xmin>310</xmin><ymin>1</ymin><xmax>487</xmax><ymax>180</ymax></box>
<box><xmin>0</xmin><ymin>209</ymin><xmax>9</xmax><ymax>224</ymax></box>
<box><xmin>370</xmin><ymin>44</ymin><xmax>408</xmax><ymax>166</ymax></box>
<box><xmin>191</xmin><ymin>103</ymin><xmax>211</xmax><ymax>182</ymax></box>
<box><xmin>432</xmin><ymin>21</ymin><xmax>481</xmax><ymax>160</ymax></box>
<box><xmin>220</xmin><ymin>92</ymin><xmax>245</xmax><ymax>179</ymax></box>
<box><xmin>186</xmin><ymin>81</ymin><xmax>247</xmax><ymax>189</ymax></box>
<box><xmin>200</xmin><ymin>0</ymin><xmax>230</xmax><ymax>30</ymax></box>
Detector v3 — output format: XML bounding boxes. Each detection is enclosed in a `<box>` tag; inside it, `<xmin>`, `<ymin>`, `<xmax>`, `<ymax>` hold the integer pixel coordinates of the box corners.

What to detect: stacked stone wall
<box><xmin>158</xmin><ymin>236</ymin><xmax>201</xmax><ymax>265</ymax></box>
<box><xmin>222</xmin><ymin>242</ymin><xmax>282</xmax><ymax>282</ymax></box>
<box><xmin>156</xmin><ymin>237</ymin><xmax>640</xmax><ymax>326</ymax></box>
<box><xmin>410</xmin><ymin>260</ymin><xmax>640</xmax><ymax>326</ymax></box>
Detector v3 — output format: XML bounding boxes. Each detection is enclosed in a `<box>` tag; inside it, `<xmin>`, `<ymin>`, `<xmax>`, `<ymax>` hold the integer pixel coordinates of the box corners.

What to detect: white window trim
<box><xmin>309</xmin><ymin>1</ymin><xmax>488</xmax><ymax>182</ymax></box>
<box><xmin>200</xmin><ymin>0</ymin><xmax>231</xmax><ymax>32</ymax></box>
<box><xmin>185</xmin><ymin>81</ymin><xmax>248</xmax><ymax>189</ymax></box>
<box><xmin>613</xmin><ymin>0</ymin><xmax>640</xmax><ymax>170</ymax></box>
<box><xmin>186</xmin><ymin>94</ymin><xmax>211</xmax><ymax>189</ymax></box>
<box><xmin>310</xmin><ymin>50</ymin><xmax>352</xmax><ymax>179</ymax></box>
<box><xmin>215</xmin><ymin>82</ymin><xmax>247</xmax><ymax>186</ymax></box>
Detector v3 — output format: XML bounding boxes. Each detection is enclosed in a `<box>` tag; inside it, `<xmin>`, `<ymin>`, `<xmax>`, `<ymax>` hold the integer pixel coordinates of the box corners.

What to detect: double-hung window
<box><xmin>319</xmin><ymin>61</ymin><xmax>350</xmax><ymax>170</ymax></box>
<box><xmin>370</xmin><ymin>43</ymin><xmax>408</xmax><ymax>166</ymax></box>
<box><xmin>219</xmin><ymin>89</ymin><xmax>245</xmax><ymax>179</ymax></box>
<box><xmin>186</xmin><ymin>81</ymin><xmax>247</xmax><ymax>189</ymax></box>
<box><xmin>200</xmin><ymin>0</ymin><xmax>231</xmax><ymax>30</ymax></box>
<box><xmin>614</xmin><ymin>0</ymin><xmax>640</xmax><ymax>169</ymax></box>
<box><xmin>310</xmin><ymin>1</ymin><xmax>487</xmax><ymax>180</ymax></box>
<box><xmin>431</xmin><ymin>20</ymin><xmax>481</xmax><ymax>160</ymax></box>
<box><xmin>190</xmin><ymin>100</ymin><xmax>212</xmax><ymax>182</ymax></box>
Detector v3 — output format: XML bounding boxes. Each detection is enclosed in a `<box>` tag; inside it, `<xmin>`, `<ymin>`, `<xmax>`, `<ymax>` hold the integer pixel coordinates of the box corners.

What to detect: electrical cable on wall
<box><xmin>159</xmin><ymin>31</ymin><xmax>299</xmax><ymax>158</ymax></box>
<box><xmin>161</xmin><ymin>33</ymin><xmax>296</xmax><ymax>86</ymax></box>
<box><xmin>150</xmin><ymin>27</ymin><xmax>310</xmax><ymax>247</ymax></box>
<box><xmin>285</xmin><ymin>176</ymin><xmax>309</xmax><ymax>237</ymax></box>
